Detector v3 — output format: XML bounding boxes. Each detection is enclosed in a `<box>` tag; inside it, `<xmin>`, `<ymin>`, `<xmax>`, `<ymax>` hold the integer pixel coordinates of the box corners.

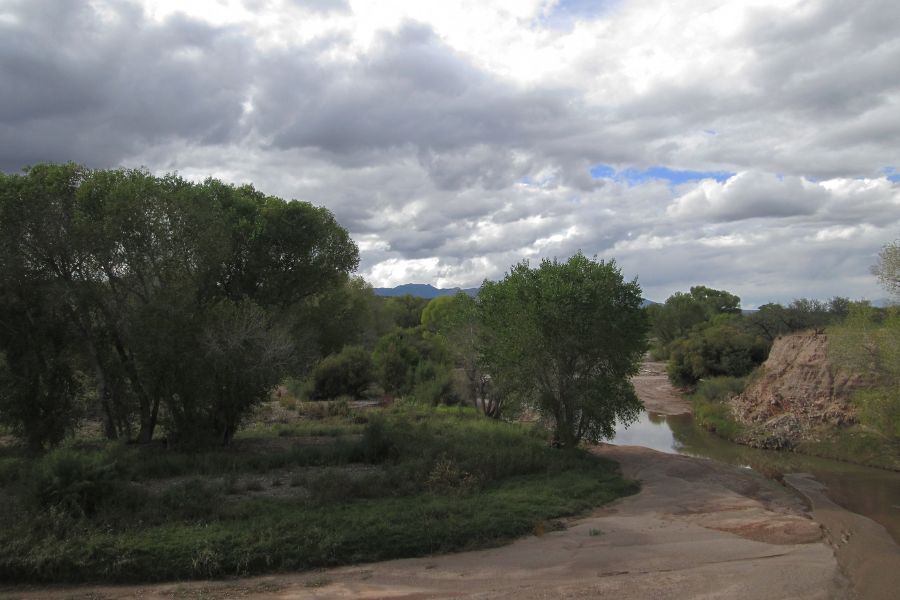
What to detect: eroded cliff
<box><xmin>730</xmin><ymin>333</ymin><xmax>866</xmax><ymax>450</ymax></box>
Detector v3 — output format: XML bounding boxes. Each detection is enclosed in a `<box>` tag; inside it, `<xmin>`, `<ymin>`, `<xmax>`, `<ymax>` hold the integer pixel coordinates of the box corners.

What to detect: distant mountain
<box><xmin>373</xmin><ymin>284</ymin><xmax>478</xmax><ymax>299</ymax></box>
<box><xmin>377</xmin><ymin>283</ymin><xmax>658</xmax><ymax>307</ymax></box>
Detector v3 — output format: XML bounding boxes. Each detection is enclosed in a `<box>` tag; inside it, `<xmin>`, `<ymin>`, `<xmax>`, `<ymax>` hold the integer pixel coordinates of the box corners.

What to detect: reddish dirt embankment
<box><xmin>730</xmin><ymin>333</ymin><xmax>865</xmax><ymax>450</ymax></box>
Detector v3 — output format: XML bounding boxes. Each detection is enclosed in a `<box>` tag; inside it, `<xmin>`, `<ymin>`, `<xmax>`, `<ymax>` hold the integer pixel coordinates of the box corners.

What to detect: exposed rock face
<box><xmin>730</xmin><ymin>333</ymin><xmax>866</xmax><ymax>450</ymax></box>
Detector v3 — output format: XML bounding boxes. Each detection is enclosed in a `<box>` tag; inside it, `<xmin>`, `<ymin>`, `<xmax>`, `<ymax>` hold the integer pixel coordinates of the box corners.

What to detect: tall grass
<box><xmin>0</xmin><ymin>406</ymin><xmax>637</xmax><ymax>583</ymax></box>
<box><xmin>689</xmin><ymin>376</ymin><xmax>747</xmax><ymax>440</ymax></box>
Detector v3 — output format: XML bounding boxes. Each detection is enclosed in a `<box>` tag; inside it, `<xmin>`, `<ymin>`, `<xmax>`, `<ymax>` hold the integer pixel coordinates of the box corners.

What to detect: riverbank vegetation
<box><xmin>0</xmin><ymin>164</ymin><xmax>646</xmax><ymax>584</ymax></box>
<box><xmin>0</xmin><ymin>405</ymin><xmax>636</xmax><ymax>582</ymax></box>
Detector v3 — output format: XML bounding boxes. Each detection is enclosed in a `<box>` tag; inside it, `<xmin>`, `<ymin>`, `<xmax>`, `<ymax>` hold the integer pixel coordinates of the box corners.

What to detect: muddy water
<box><xmin>611</xmin><ymin>411</ymin><xmax>900</xmax><ymax>545</ymax></box>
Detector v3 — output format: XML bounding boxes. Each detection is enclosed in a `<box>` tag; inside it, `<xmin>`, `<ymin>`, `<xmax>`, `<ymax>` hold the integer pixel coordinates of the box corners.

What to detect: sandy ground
<box><xmin>632</xmin><ymin>361</ymin><xmax>692</xmax><ymax>415</ymax></box>
<box><xmin>1</xmin><ymin>364</ymin><xmax>869</xmax><ymax>599</ymax></box>
<box><xmin>785</xmin><ymin>474</ymin><xmax>900</xmax><ymax>600</ymax></box>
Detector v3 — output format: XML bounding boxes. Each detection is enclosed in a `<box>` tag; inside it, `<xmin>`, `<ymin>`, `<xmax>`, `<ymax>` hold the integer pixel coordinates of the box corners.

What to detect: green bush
<box><xmin>667</xmin><ymin>320</ymin><xmax>768</xmax><ymax>387</ymax></box>
<box><xmin>412</xmin><ymin>360</ymin><xmax>459</xmax><ymax>406</ymax></box>
<box><xmin>689</xmin><ymin>376</ymin><xmax>747</xmax><ymax>440</ymax></box>
<box><xmin>30</xmin><ymin>448</ymin><xmax>125</xmax><ymax>519</ymax></box>
<box><xmin>310</xmin><ymin>346</ymin><xmax>373</xmax><ymax>400</ymax></box>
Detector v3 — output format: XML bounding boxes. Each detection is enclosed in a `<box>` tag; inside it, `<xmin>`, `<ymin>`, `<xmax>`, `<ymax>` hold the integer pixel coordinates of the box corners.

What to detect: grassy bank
<box><xmin>0</xmin><ymin>406</ymin><xmax>637</xmax><ymax>583</ymax></box>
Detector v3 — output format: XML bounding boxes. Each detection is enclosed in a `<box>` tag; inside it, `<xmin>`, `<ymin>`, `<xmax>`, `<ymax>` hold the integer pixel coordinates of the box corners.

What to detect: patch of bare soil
<box><xmin>631</xmin><ymin>361</ymin><xmax>692</xmax><ymax>415</ymax></box>
<box><xmin>5</xmin><ymin>446</ymin><xmax>849</xmax><ymax>600</ymax></box>
<box><xmin>730</xmin><ymin>333</ymin><xmax>865</xmax><ymax>449</ymax></box>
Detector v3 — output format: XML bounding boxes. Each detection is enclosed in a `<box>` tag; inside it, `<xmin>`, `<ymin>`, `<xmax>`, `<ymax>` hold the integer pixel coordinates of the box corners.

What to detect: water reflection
<box><xmin>611</xmin><ymin>411</ymin><xmax>900</xmax><ymax>545</ymax></box>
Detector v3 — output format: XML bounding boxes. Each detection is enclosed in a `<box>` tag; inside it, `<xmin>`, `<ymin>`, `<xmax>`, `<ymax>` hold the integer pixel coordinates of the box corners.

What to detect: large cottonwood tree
<box><xmin>0</xmin><ymin>164</ymin><xmax>358</xmax><ymax>448</ymax></box>
<box><xmin>477</xmin><ymin>253</ymin><xmax>648</xmax><ymax>446</ymax></box>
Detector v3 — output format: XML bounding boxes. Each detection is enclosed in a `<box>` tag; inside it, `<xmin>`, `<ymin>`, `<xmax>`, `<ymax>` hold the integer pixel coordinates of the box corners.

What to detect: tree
<box><xmin>310</xmin><ymin>345</ymin><xmax>374</xmax><ymax>400</ymax></box>
<box><xmin>666</xmin><ymin>317</ymin><xmax>768</xmax><ymax>387</ymax></box>
<box><xmin>422</xmin><ymin>293</ymin><xmax>498</xmax><ymax>415</ymax></box>
<box><xmin>647</xmin><ymin>285</ymin><xmax>740</xmax><ymax>358</ymax></box>
<box><xmin>874</xmin><ymin>239</ymin><xmax>899</xmax><ymax>300</ymax></box>
<box><xmin>478</xmin><ymin>253</ymin><xmax>648</xmax><ymax>446</ymax></box>
<box><xmin>0</xmin><ymin>164</ymin><xmax>359</xmax><ymax>448</ymax></box>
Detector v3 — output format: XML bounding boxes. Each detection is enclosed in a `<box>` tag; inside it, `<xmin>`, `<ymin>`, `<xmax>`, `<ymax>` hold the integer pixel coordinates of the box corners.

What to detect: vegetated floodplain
<box><xmin>0</xmin><ymin>405</ymin><xmax>637</xmax><ymax>583</ymax></box>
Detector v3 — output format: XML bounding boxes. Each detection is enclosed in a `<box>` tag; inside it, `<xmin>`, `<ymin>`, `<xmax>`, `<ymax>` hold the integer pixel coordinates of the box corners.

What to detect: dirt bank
<box><xmin>730</xmin><ymin>333</ymin><xmax>863</xmax><ymax>450</ymax></box>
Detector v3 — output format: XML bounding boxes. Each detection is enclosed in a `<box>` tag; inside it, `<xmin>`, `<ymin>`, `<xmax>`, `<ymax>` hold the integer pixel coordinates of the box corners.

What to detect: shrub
<box><xmin>667</xmin><ymin>321</ymin><xmax>767</xmax><ymax>387</ymax></box>
<box><xmin>412</xmin><ymin>361</ymin><xmax>459</xmax><ymax>406</ymax></box>
<box><xmin>30</xmin><ymin>448</ymin><xmax>124</xmax><ymax>518</ymax></box>
<box><xmin>310</xmin><ymin>346</ymin><xmax>373</xmax><ymax>400</ymax></box>
<box><xmin>689</xmin><ymin>376</ymin><xmax>747</xmax><ymax>440</ymax></box>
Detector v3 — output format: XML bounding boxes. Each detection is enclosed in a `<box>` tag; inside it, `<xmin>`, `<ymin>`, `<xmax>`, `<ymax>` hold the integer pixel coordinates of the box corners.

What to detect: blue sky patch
<box><xmin>590</xmin><ymin>164</ymin><xmax>734</xmax><ymax>185</ymax></box>
<box><xmin>542</xmin><ymin>0</ymin><xmax>619</xmax><ymax>28</ymax></box>
<box><xmin>883</xmin><ymin>167</ymin><xmax>899</xmax><ymax>182</ymax></box>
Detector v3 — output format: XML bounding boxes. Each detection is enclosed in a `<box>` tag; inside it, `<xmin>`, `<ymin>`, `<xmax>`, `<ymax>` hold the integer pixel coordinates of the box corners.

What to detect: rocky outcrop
<box><xmin>729</xmin><ymin>333</ymin><xmax>866</xmax><ymax>450</ymax></box>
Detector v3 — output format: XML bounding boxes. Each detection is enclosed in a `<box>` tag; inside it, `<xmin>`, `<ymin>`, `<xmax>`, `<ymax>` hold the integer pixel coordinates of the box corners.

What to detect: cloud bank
<box><xmin>1</xmin><ymin>0</ymin><xmax>898</xmax><ymax>306</ymax></box>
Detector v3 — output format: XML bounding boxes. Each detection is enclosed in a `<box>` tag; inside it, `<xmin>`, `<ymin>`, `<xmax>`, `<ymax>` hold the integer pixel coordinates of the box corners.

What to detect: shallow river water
<box><xmin>610</xmin><ymin>411</ymin><xmax>900</xmax><ymax>545</ymax></box>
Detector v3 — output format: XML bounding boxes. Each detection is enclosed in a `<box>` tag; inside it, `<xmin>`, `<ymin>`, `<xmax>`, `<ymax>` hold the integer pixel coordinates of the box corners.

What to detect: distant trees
<box><xmin>647</xmin><ymin>281</ymin><xmax>859</xmax><ymax>388</ymax></box>
<box><xmin>0</xmin><ymin>164</ymin><xmax>358</xmax><ymax>449</ymax></box>
<box><xmin>477</xmin><ymin>254</ymin><xmax>648</xmax><ymax>446</ymax></box>
<box><xmin>646</xmin><ymin>286</ymin><xmax>740</xmax><ymax>358</ymax></box>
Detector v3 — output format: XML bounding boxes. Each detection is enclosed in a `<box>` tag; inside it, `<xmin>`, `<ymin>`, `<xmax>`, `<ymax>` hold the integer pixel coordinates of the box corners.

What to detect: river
<box><xmin>610</xmin><ymin>410</ymin><xmax>900</xmax><ymax>545</ymax></box>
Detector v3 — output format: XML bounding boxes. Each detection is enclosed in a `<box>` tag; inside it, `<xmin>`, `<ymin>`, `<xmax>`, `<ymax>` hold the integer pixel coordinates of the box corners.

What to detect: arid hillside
<box><xmin>730</xmin><ymin>333</ymin><xmax>866</xmax><ymax>450</ymax></box>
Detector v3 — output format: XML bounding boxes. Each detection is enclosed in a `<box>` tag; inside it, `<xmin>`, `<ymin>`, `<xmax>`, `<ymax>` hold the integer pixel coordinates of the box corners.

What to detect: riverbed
<box><xmin>611</xmin><ymin>410</ymin><xmax>900</xmax><ymax>544</ymax></box>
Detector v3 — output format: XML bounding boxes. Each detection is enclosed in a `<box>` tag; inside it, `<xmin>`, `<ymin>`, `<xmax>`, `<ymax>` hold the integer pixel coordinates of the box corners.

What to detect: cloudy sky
<box><xmin>2</xmin><ymin>0</ymin><xmax>898</xmax><ymax>306</ymax></box>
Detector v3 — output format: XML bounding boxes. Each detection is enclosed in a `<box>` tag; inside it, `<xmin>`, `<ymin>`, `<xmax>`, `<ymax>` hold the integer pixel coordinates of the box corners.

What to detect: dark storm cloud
<box><xmin>0</xmin><ymin>0</ymin><xmax>252</xmax><ymax>170</ymax></box>
<box><xmin>251</xmin><ymin>22</ymin><xmax>576</xmax><ymax>184</ymax></box>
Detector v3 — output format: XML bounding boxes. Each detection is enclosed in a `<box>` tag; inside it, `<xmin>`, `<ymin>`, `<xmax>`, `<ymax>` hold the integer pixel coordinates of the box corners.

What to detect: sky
<box><xmin>1</xmin><ymin>0</ymin><xmax>898</xmax><ymax>307</ymax></box>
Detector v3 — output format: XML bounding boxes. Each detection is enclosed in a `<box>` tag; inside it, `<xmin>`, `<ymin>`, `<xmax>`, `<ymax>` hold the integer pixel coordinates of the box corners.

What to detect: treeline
<box><xmin>647</xmin><ymin>286</ymin><xmax>860</xmax><ymax>387</ymax></box>
<box><xmin>0</xmin><ymin>164</ymin><xmax>361</xmax><ymax>450</ymax></box>
<box><xmin>1</xmin><ymin>165</ymin><xmax>649</xmax><ymax>453</ymax></box>
<box><xmin>304</xmin><ymin>254</ymin><xmax>649</xmax><ymax>448</ymax></box>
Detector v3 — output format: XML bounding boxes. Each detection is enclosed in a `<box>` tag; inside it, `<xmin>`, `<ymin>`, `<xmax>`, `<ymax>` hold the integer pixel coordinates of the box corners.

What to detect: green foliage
<box><xmin>478</xmin><ymin>253</ymin><xmax>648</xmax><ymax>446</ymax></box>
<box><xmin>30</xmin><ymin>448</ymin><xmax>126</xmax><ymax>519</ymax></box>
<box><xmin>667</xmin><ymin>319</ymin><xmax>768</xmax><ymax>387</ymax></box>
<box><xmin>411</xmin><ymin>360</ymin><xmax>459</xmax><ymax>406</ymax></box>
<box><xmin>829</xmin><ymin>304</ymin><xmax>900</xmax><ymax>445</ymax></box>
<box><xmin>0</xmin><ymin>407</ymin><xmax>637</xmax><ymax>583</ymax></box>
<box><xmin>372</xmin><ymin>329</ymin><xmax>421</xmax><ymax>395</ymax></box>
<box><xmin>689</xmin><ymin>376</ymin><xmax>747</xmax><ymax>440</ymax></box>
<box><xmin>372</xmin><ymin>328</ymin><xmax>448</xmax><ymax>397</ymax></box>
<box><xmin>310</xmin><ymin>346</ymin><xmax>374</xmax><ymax>400</ymax></box>
<box><xmin>383</xmin><ymin>295</ymin><xmax>430</xmax><ymax>330</ymax></box>
<box><xmin>0</xmin><ymin>164</ymin><xmax>359</xmax><ymax>449</ymax></box>
<box><xmin>421</xmin><ymin>293</ymin><xmax>494</xmax><ymax>414</ymax></box>
<box><xmin>296</xmin><ymin>276</ymin><xmax>384</xmax><ymax>357</ymax></box>
<box><xmin>647</xmin><ymin>285</ymin><xmax>740</xmax><ymax>359</ymax></box>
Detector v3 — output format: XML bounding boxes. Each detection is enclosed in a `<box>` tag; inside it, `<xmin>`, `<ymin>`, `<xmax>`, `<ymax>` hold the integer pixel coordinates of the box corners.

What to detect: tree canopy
<box><xmin>477</xmin><ymin>253</ymin><xmax>648</xmax><ymax>446</ymax></box>
<box><xmin>0</xmin><ymin>164</ymin><xmax>358</xmax><ymax>449</ymax></box>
